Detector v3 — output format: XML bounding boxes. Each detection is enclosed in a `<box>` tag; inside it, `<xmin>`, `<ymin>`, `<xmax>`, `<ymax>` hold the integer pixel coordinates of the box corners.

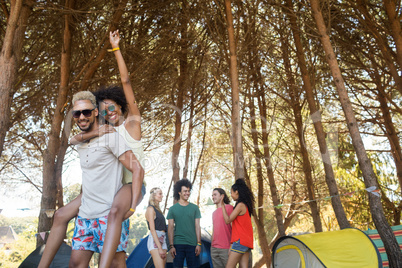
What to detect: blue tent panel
<box><xmin>126</xmin><ymin>236</ymin><xmax>152</xmax><ymax>268</ymax></box>
<box><xmin>199</xmin><ymin>234</ymin><xmax>212</xmax><ymax>268</ymax></box>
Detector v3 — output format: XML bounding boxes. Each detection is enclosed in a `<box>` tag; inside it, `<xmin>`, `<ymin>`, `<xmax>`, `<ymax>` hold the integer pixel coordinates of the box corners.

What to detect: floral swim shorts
<box><xmin>72</xmin><ymin>215</ymin><xmax>130</xmax><ymax>253</ymax></box>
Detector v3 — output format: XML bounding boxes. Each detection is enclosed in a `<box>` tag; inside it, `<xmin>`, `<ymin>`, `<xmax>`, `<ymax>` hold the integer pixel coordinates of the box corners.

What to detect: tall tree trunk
<box><xmin>183</xmin><ymin>88</ymin><xmax>194</xmax><ymax>180</ymax></box>
<box><xmin>252</xmin><ymin>214</ymin><xmax>271</xmax><ymax>265</ymax></box>
<box><xmin>281</xmin><ymin>33</ymin><xmax>323</xmax><ymax>232</ymax></box>
<box><xmin>184</xmin><ymin>56</ymin><xmax>205</xmax><ymax>181</ymax></box>
<box><xmin>293</xmin><ymin>106</ymin><xmax>323</xmax><ymax>233</ymax></box>
<box><xmin>224</xmin><ymin>0</ymin><xmax>245</xmax><ymax>180</ymax></box>
<box><xmin>284</xmin><ymin>0</ymin><xmax>350</xmax><ymax>229</ymax></box>
<box><xmin>170</xmin><ymin>77</ymin><xmax>184</xmax><ymax>184</ymax></box>
<box><xmin>0</xmin><ymin>0</ymin><xmax>32</xmax><ymax>158</ymax></box>
<box><xmin>310</xmin><ymin>0</ymin><xmax>402</xmax><ymax>265</ymax></box>
<box><xmin>248</xmin><ymin>95</ymin><xmax>271</xmax><ymax>266</ymax></box>
<box><xmin>269</xmin><ymin>202</ymin><xmax>299</xmax><ymax>246</ymax></box>
<box><xmin>241</xmin><ymin>172</ymin><xmax>257</xmax><ymax>268</ymax></box>
<box><xmin>192</xmin><ymin>104</ymin><xmax>207</xmax><ymax>185</ymax></box>
<box><xmin>383</xmin><ymin>0</ymin><xmax>402</xmax><ymax>69</ymax></box>
<box><xmin>242</xmin><ymin>5</ymin><xmax>274</xmax><ymax>265</ymax></box>
<box><xmin>257</xmin><ymin>92</ymin><xmax>286</xmax><ymax>237</ymax></box>
<box><xmin>171</xmin><ymin>0</ymin><xmax>189</xmax><ymax>184</ymax></box>
<box><xmin>252</xmin><ymin>257</ymin><xmax>266</xmax><ymax>268</ymax></box>
<box><xmin>38</xmin><ymin>0</ymin><xmax>75</xmax><ymax>247</ymax></box>
<box><xmin>269</xmin><ymin>175</ymin><xmax>301</xmax><ymax>245</ymax></box>
<box><xmin>196</xmin><ymin>173</ymin><xmax>203</xmax><ymax>206</ymax></box>
<box><xmin>55</xmin><ymin>130</ymin><xmax>70</xmax><ymax>209</ymax></box>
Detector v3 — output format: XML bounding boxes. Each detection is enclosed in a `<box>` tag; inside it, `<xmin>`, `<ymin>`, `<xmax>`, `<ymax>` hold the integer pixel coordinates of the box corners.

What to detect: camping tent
<box><xmin>272</xmin><ymin>228</ymin><xmax>381</xmax><ymax>268</ymax></box>
<box><xmin>19</xmin><ymin>242</ymin><xmax>71</xmax><ymax>268</ymax></box>
<box><xmin>126</xmin><ymin>229</ymin><xmax>212</xmax><ymax>268</ymax></box>
<box><xmin>0</xmin><ymin>226</ymin><xmax>18</xmax><ymax>248</ymax></box>
<box><xmin>364</xmin><ymin>224</ymin><xmax>402</xmax><ymax>267</ymax></box>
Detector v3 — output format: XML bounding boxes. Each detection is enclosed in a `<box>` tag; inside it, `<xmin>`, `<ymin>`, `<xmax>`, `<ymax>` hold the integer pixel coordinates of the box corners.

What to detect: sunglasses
<box><xmin>100</xmin><ymin>104</ymin><xmax>116</xmax><ymax>116</ymax></box>
<box><xmin>72</xmin><ymin>108</ymin><xmax>95</xmax><ymax>118</ymax></box>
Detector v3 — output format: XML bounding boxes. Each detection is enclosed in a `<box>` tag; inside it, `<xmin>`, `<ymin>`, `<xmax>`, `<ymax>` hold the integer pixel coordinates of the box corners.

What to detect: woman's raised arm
<box><xmin>110</xmin><ymin>30</ymin><xmax>141</xmax><ymax>140</ymax></box>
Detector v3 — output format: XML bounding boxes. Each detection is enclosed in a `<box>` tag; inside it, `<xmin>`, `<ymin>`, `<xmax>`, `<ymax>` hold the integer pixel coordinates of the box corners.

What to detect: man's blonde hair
<box><xmin>72</xmin><ymin>91</ymin><xmax>97</xmax><ymax>108</ymax></box>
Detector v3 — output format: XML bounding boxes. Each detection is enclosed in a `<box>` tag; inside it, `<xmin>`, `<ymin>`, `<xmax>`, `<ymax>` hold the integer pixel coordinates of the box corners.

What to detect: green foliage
<box><xmin>63</xmin><ymin>183</ymin><xmax>81</xmax><ymax>204</ymax></box>
<box><xmin>126</xmin><ymin>213</ymin><xmax>149</xmax><ymax>254</ymax></box>
<box><xmin>337</xmin><ymin>134</ymin><xmax>359</xmax><ymax>171</ymax></box>
<box><xmin>335</xmin><ymin>136</ymin><xmax>401</xmax><ymax>229</ymax></box>
<box><xmin>0</xmin><ymin>216</ymin><xmax>37</xmax><ymax>267</ymax></box>
<box><xmin>0</xmin><ymin>215</ymin><xmax>37</xmax><ymax>235</ymax></box>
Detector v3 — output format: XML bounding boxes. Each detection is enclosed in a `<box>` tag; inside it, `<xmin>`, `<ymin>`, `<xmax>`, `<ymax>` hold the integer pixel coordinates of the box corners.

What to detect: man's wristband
<box><xmin>197</xmin><ymin>242</ymin><xmax>201</xmax><ymax>246</ymax></box>
<box><xmin>129</xmin><ymin>208</ymin><xmax>135</xmax><ymax>213</ymax></box>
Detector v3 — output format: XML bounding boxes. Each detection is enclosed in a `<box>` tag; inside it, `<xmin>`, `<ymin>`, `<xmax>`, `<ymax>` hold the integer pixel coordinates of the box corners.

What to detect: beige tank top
<box><xmin>114</xmin><ymin>122</ymin><xmax>145</xmax><ymax>184</ymax></box>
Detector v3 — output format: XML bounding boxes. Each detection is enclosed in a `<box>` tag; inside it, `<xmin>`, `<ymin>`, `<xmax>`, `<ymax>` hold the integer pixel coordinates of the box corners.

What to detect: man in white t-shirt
<box><xmin>68</xmin><ymin>91</ymin><xmax>144</xmax><ymax>267</ymax></box>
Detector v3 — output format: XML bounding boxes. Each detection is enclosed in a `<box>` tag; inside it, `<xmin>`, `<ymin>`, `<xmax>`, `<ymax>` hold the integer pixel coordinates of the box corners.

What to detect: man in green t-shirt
<box><xmin>167</xmin><ymin>179</ymin><xmax>202</xmax><ymax>268</ymax></box>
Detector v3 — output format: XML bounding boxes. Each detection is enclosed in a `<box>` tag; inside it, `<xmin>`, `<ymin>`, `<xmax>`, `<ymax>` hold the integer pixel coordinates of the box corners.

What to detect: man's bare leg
<box><xmin>98</xmin><ymin>185</ymin><xmax>131</xmax><ymax>268</ymax></box>
<box><xmin>38</xmin><ymin>194</ymin><xmax>81</xmax><ymax>268</ymax></box>
<box><xmin>110</xmin><ymin>251</ymin><xmax>127</xmax><ymax>268</ymax></box>
<box><xmin>69</xmin><ymin>249</ymin><xmax>93</xmax><ymax>268</ymax></box>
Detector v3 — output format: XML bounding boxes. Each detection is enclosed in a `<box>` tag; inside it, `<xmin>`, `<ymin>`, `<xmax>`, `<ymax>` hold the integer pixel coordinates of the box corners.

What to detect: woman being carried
<box><xmin>220</xmin><ymin>179</ymin><xmax>255</xmax><ymax>268</ymax></box>
<box><xmin>38</xmin><ymin>30</ymin><xmax>144</xmax><ymax>268</ymax></box>
<box><xmin>145</xmin><ymin>187</ymin><xmax>168</xmax><ymax>268</ymax></box>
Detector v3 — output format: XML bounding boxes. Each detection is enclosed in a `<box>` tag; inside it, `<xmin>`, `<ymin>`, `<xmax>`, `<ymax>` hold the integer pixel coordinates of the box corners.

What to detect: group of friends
<box><xmin>145</xmin><ymin>178</ymin><xmax>255</xmax><ymax>268</ymax></box>
<box><xmin>37</xmin><ymin>30</ymin><xmax>255</xmax><ymax>268</ymax></box>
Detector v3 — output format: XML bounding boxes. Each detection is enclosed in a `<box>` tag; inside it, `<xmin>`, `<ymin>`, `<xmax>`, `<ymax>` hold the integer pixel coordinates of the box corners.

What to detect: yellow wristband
<box><xmin>129</xmin><ymin>208</ymin><xmax>135</xmax><ymax>212</ymax></box>
<box><xmin>197</xmin><ymin>242</ymin><xmax>201</xmax><ymax>246</ymax></box>
<box><xmin>107</xmin><ymin>47</ymin><xmax>120</xmax><ymax>52</ymax></box>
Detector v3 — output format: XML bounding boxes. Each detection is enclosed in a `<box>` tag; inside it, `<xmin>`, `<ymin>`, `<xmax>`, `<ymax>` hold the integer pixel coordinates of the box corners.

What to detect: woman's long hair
<box><xmin>148</xmin><ymin>187</ymin><xmax>162</xmax><ymax>213</ymax></box>
<box><xmin>232</xmin><ymin>179</ymin><xmax>255</xmax><ymax>216</ymax></box>
<box><xmin>213</xmin><ymin>188</ymin><xmax>230</xmax><ymax>204</ymax></box>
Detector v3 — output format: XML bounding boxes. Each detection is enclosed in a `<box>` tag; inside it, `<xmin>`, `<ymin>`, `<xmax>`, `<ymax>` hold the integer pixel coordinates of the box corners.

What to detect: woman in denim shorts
<box><xmin>220</xmin><ymin>179</ymin><xmax>255</xmax><ymax>268</ymax></box>
<box><xmin>145</xmin><ymin>187</ymin><xmax>168</xmax><ymax>268</ymax></box>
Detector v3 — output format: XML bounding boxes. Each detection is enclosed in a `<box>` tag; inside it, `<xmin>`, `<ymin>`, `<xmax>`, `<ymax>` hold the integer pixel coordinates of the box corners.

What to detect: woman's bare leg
<box><xmin>98</xmin><ymin>184</ymin><xmax>132</xmax><ymax>268</ymax></box>
<box><xmin>238</xmin><ymin>250</ymin><xmax>250</xmax><ymax>268</ymax></box>
<box><xmin>225</xmin><ymin>251</ymin><xmax>243</xmax><ymax>268</ymax></box>
<box><xmin>38</xmin><ymin>194</ymin><xmax>82</xmax><ymax>268</ymax></box>
<box><xmin>150</xmin><ymin>249</ymin><xmax>167</xmax><ymax>268</ymax></box>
